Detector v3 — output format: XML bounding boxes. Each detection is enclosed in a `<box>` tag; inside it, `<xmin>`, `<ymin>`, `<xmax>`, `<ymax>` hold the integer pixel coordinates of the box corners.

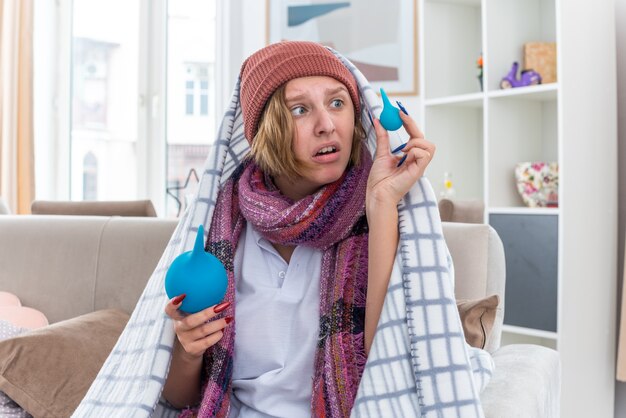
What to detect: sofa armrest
<box><xmin>442</xmin><ymin>222</ymin><xmax>506</xmax><ymax>352</ymax></box>
<box><xmin>482</xmin><ymin>344</ymin><xmax>560</xmax><ymax>418</ymax></box>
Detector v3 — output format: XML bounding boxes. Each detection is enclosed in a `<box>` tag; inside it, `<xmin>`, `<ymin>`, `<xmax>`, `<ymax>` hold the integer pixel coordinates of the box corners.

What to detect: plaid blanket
<box><xmin>73</xmin><ymin>49</ymin><xmax>492</xmax><ymax>418</ymax></box>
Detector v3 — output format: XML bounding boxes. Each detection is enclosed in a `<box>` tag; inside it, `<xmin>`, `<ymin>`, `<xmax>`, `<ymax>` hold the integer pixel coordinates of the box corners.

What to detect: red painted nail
<box><xmin>172</xmin><ymin>294</ymin><xmax>186</xmax><ymax>305</ymax></box>
<box><xmin>224</xmin><ymin>316</ymin><xmax>234</xmax><ymax>324</ymax></box>
<box><xmin>213</xmin><ymin>302</ymin><xmax>231</xmax><ymax>313</ymax></box>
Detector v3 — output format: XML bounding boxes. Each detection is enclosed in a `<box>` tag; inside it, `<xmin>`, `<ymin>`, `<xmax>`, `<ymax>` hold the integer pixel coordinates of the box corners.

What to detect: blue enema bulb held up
<box><xmin>378</xmin><ymin>88</ymin><xmax>403</xmax><ymax>131</ymax></box>
<box><xmin>164</xmin><ymin>224</ymin><xmax>228</xmax><ymax>314</ymax></box>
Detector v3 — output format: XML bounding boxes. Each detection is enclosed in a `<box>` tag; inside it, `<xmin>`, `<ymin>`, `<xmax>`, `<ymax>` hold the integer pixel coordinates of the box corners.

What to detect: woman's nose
<box><xmin>314</xmin><ymin>109</ymin><xmax>335</xmax><ymax>136</ymax></box>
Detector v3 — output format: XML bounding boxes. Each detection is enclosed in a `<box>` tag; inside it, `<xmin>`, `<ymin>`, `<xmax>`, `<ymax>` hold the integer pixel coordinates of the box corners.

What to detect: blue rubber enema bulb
<box><xmin>379</xmin><ymin>88</ymin><xmax>403</xmax><ymax>131</ymax></box>
<box><xmin>164</xmin><ymin>224</ymin><xmax>228</xmax><ymax>314</ymax></box>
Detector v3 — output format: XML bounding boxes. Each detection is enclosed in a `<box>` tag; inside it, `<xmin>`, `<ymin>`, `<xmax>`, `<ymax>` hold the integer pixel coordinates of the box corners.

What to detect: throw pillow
<box><xmin>456</xmin><ymin>294</ymin><xmax>499</xmax><ymax>349</ymax></box>
<box><xmin>0</xmin><ymin>292</ymin><xmax>21</xmax><ymax>307</ymax></box>
<box><xmin>0</xmin><ymin>309</ymin><xmax>129</xmax><ymax>418</ymax></box>
<box><xmin>0</xmin><ymin>320</ymin><xmax>32</xmax><ymax>418</ymax></box>
<box><xmin>0</xmin><ymin>307</ymin><xmax>48</xmax><ymax>330</ymax></box>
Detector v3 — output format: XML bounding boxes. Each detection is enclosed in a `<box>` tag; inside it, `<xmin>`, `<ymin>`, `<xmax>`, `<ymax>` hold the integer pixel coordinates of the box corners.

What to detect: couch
<box><xmin>0</xmin><ymin>215</ymin><xmax>560</xmax><ymax>417</ymax></box>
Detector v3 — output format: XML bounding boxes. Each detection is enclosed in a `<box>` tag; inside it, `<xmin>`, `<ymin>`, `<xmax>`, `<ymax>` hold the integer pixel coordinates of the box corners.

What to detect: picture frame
<box><xmin>266</xmin><ymin>0</ymin><xmax>418</xmax><ymax>96</ymax></box>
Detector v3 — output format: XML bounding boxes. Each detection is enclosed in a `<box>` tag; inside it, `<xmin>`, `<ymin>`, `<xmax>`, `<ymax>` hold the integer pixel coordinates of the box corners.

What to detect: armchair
<box><xmin>444</xmin><ymin>222</ymin><xmax>560</xmax><ymax>417</ymax></box>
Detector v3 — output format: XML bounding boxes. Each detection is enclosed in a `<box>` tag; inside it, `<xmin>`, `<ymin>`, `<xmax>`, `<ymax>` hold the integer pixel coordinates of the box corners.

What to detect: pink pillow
<box><xmin>0</xmin><ymin>306</ymin><xmax>48</xmax><ymax>329</ymax></box>
<box><xmin>0</xmin><ymin>292</ymin><xmax>21</xmax><ymax>307</ymax></box>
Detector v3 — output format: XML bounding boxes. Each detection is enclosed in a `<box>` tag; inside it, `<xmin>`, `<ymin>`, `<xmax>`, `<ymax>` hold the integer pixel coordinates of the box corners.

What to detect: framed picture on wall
<box><xmin>266</xmin><ymin>0</ymin><xmax>418</xmax><ymax>96</ymax></box>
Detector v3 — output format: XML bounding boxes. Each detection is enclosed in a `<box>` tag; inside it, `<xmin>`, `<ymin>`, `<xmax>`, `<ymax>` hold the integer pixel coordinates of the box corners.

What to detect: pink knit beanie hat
<box><xmin>239</xmin><ymin>41</ymin><xmax>361</xmax><ymax>142</ymax></box>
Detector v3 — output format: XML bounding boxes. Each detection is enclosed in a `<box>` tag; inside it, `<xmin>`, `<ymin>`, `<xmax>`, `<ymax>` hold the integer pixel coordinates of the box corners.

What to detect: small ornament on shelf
<box><xmin>500</xmin><ymin>61</ymin><xmax>542</xmax><ymax>89</ymax></box>
<box><xmin>514</xmin><ymin>162</ymin><xmax>559</xmax><ymax>208</ymax></box>
<box><xmin>524</xmin><ymin>42</ymin><xmax>557</xmax><ymax>84</ymax></box>
<box><xmin>477</xmin><ymin>53</ymin><xmax>484</xmax><ymax>91</ymax></box>
<box><xmin>440</xmin><ymin>171</ymin><xmax>456</xmax><ymax>199</ymax></box>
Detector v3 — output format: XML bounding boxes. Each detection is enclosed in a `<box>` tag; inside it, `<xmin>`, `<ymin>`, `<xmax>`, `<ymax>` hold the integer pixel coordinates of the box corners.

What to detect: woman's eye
<box><xmin>291</xmin><ymin>106</ymin><xmax>306</xmax><ymax>116</ymax></box>
<box><xmin>331</xmin><ymin>99</ymin><xmax>343</xmax><ymax>108</ymax></box>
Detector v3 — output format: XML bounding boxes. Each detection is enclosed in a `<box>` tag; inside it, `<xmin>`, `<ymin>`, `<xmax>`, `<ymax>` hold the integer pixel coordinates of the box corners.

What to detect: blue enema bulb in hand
<box><xmin>164</xmin><ymin>224</ymin><xmax>228</xmax><ymax>314</ymax></box>
<box><xmin>379</xmin><ymin>88</ymin><xmax>403</xmax><ymax>131</ymax></box>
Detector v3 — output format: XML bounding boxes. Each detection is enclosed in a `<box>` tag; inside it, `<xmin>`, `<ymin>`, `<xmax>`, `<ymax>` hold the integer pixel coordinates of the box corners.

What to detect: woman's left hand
<box><xmin>366</xmin><ymin>111</ymin><xmax>435</xmax><ymax>211</ymax></box>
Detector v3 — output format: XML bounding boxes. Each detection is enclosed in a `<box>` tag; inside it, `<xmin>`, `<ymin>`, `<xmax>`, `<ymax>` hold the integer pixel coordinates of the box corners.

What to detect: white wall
<box><xmin>615</xmin><ymin>0</ymin><xmax>626</xmax><ymax>415</ymax></box>
<box><xmin>222</xmin><ymin>0</ymin><xmax>422</xmax><ymax>126</ymax></box>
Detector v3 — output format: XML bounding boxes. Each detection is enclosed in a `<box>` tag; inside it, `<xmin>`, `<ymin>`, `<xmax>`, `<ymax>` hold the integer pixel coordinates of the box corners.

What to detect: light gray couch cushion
<box><xmin>482</xmin><ymin>344</ymin><xmax>561</xmax><ymax>417</ymax></box>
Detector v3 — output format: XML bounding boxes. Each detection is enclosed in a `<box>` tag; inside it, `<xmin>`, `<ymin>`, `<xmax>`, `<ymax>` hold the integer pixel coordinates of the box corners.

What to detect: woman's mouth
<box><xmin>312</xmin><ymin>145</ymin><xmax>341</xmax><ymax>163</ymax></box>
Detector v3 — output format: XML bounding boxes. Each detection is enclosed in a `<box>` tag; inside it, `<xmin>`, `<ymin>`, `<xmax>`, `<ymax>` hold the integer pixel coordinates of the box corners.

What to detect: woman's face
<box><xmin>275</xmin><ymin>76</ymin><xmax>355</xmax><ymax>201</ymax></box>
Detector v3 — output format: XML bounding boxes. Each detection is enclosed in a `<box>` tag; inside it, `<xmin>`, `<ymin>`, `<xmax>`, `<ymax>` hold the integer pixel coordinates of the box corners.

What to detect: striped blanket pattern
<box><xmin>73</xmin><ymin>49</ymin><xmax>492</xmax><ymax>418</ymax></box>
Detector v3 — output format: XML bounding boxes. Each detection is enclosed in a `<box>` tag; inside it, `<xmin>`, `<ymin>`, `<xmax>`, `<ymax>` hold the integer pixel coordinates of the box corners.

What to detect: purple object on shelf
<box><xmin>500</xmin><ymin>61</ymin><xmax>542</xmax><ymax>89</ymax></box>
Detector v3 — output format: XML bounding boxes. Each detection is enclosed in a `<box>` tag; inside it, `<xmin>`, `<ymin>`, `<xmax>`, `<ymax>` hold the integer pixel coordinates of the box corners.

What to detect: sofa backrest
<box><xmin>0</xmin><ymin>215</ymin><xmax>505</xmax><ymax>351</ymax></box>
<box><xmin>30</xmin><ymin>200</ymin><xmax>158</xmax><ymax>217</ymax></box>
<box><xmin>0</xmin><ymin>216</ymin><xmax>177</xmax><ymax>324</ymax></box>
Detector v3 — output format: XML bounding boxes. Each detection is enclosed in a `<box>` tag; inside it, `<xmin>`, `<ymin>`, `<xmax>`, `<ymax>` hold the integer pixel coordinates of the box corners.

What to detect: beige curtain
<box><xmin>0</xmin><ymin>0</ymin><xmax>34</xmax><ymax>214</ymax></box>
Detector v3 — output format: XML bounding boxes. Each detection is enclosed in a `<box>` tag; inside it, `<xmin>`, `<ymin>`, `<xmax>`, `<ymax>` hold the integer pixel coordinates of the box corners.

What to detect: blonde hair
<box><xmin>250</xmin><ymin>84</ymin><xmax>365</xmax><ymax>181</ymax></box>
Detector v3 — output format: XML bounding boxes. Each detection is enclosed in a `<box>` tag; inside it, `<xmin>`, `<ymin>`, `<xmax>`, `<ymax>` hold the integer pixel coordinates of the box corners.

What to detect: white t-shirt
<box><xmin>228</xmin><ymin>222</ymin><xmax>322</xmax><ymax>418</ymax></box>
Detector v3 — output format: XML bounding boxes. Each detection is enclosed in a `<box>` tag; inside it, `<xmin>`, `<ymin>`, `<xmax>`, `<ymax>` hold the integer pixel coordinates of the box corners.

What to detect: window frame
<box><xmin>36</xmin><ymin>0</ymin><xmax>227</xmax><ymax>216</ymax></box>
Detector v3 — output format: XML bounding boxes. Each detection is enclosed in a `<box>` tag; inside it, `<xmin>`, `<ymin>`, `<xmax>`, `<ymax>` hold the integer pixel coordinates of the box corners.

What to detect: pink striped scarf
<box><xmin>191</xmin><ymin>149</ymin><xmax>372</xmax><ymax>417</ymax></box>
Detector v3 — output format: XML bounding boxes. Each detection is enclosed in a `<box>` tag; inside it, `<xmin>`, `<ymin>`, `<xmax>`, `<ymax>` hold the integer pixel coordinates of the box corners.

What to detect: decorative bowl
<box><xmin>514</xmin><ymin>162</ymin><xmax>559</xmax><ymax>208</ymax></box>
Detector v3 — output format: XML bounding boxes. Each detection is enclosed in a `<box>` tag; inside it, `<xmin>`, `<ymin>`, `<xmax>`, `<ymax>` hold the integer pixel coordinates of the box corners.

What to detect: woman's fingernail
<box><xmin>213</xmin><ymin>301</ymin><xmax>231</xmax><ymax>313</ymax></box>
<box><xmin>392</xmin><ymin>143</ymin><xmax>407</xmax><ymax>153</ymax></box>
<box><xmin>396</xmin><ymin>101</ymin><xmax>409</xmax><ymax>115</ymax></box>
<box><xmin>396</xmin><ymin>154</ymin><xmax>408</xmax><ymax>167</ymax></box>
<box><xmin>172</xmin><ymin>294</ymin><xmax>186</xmax><ymax>305</ymax></box>
<box><xmin>224</xmin><ymin>316</ymin><xmax>234</xmax><ymax>324</ymax></box>
<box><xmin>366</xmin><ymin>109</ymin><xmax>374</xmax><ymax>126</ymax></box>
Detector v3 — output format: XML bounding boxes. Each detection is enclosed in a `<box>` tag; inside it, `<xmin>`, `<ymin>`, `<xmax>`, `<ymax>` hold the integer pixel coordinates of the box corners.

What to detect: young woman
<box><xmin>162</xmin><ymin>41</ymin><xmax>434</xmax><ymax>417</ymax></box>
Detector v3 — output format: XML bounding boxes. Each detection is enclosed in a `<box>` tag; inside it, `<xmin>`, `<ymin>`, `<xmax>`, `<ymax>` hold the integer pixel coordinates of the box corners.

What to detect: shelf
<box><xmin>487</xmin><ymin>83</ymin><xmax>558</xmax><ymax>101</ymax></box>
<box><xmin>502</xmin><ymin>324</ymin><xmax>558</xmax><ymax>340</ymax></box>
<box><xmin>489</xmin><ymin>207</ymin><xmax>559</xmax><ymax>215</ymax></box>
<box><xmin>487</xmin><ymin>97</ymin><xmax>558</xmax><ymax>207</ymax></box>
<box><xmin>425</xmin><ymin>92</ymin><xmax>483</xmax><ymax>108</ymax></box>
<box><xmin>424</xmin><ymin>105</ymin><xmax>483</xmax><ymax>201</ymax></box>
<box><xmin>421</xmin><ymin>0</ymin><xmax>618</xmax><ymax>413</ymax></box>
<box><xmin>423</xmin><ymin>0</ymin><xmax>482</xmax><ymax>99</ymax></box>
<box><xmin>484</xmin><ymin>0</ymin><xmax>557</xmax><ymax>92</ymax></box>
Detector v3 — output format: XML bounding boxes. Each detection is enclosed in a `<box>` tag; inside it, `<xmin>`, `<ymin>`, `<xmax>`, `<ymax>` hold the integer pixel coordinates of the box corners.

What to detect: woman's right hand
<box><xmin>164</xmin><ymin>295</ymin><xmax>232</xmax><ymax>360</ymax></box>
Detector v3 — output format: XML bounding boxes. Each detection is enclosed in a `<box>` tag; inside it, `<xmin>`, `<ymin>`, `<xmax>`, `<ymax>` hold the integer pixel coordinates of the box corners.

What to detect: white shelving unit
<box><xmin>419</xmin><ymin>0</ymin><xmax>617</xmax><ymax>416</ymax></box>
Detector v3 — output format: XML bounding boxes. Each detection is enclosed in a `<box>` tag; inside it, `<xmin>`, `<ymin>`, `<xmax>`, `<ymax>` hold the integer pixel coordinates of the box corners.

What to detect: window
<box><xmin>166</xmin><ymin>1</ymin><xmax>217</xmax><ymax>217</ymax></box>
<box><xmin>82</xmin><ymin>152</ymin><xmax>98</xmax><ymax>200</ymax></box>
<box><xmin>73</xmin><ymin>38</ymin><xmax>110</xmax><ymax>128</ymax></box>
<box><xmin>183</xmin><ymin>63</ymin><xmax>213</xmax><ymax>117</ymax></box>
<box><xmin>185</xmin><ymin>80</ymin><xmax>195</xmax><ymax>115</ymax></box>
<box><xmin>34</xmin><ymin>0</ymin><xmax>219</xmax><ymax>216</ymax></box>
<box><xmin>200</xmin><ymin>80</ymin><xmax>209</xmax><ymax>115</ymax></box>
<box><xmin>70</xmin><ymin>0</ymin><xmax>140</xmax><ymax>201</ymax></box>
